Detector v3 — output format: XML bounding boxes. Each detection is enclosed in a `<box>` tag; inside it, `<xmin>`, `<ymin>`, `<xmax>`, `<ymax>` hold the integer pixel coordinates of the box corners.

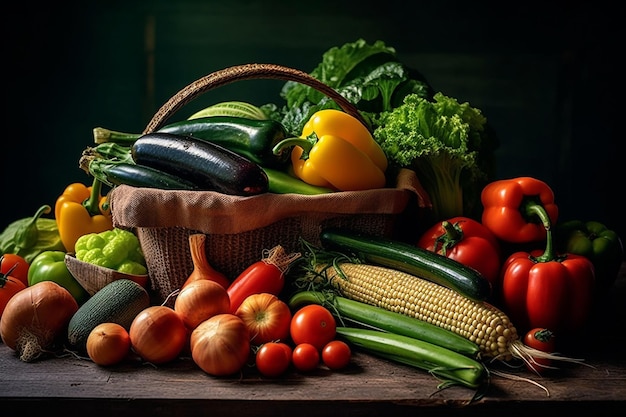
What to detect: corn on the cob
<box><xmin>309</xmin><ymin>262</ymin><xmax>519</xmax><ymax>361</ymax></box>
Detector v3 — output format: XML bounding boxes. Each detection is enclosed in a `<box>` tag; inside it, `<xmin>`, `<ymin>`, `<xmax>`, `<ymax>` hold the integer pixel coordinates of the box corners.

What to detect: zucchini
<box><xmin>319</xmin><ymin>228</ymin><xmax>492</xmax><ymax>301</ymax></box>
<box><xmin>288</xmin><ymin>290</ymin><xmax>481</xmax><ymax>359</ymax></box>
<box><xmin>89</xmin><ymin>159</ymin><xmax>199</xmax><ymax>190</ymax></box>
<box><xmin>67</xmin><ymin>279</ymin><xmax>150</xmax><ymax>353</ymax></box>
<box><xmin>335</xmin><ymin>327</ymin><xmax>488</xmax><ymax>390</ymax></box>
<box><xmin>263</xmin><ymin>167</ymin><xmax>334</xmax><ymax>195</ymax></box>
<box><xmin>94</xmin><ymin>116</ymin><xmax>292</xmax><ymax>168</ymax></box>
<box><xmin>131</xmin><ymin>132</ymin><xmax>269</xmax><ymax>196</ymax></box>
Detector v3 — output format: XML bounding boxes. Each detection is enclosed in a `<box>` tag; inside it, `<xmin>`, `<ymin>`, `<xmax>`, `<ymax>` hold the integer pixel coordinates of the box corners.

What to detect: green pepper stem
<box><xmin>433</xmin><ymin>221</ymin><xmax>464</xmax><ymax>255</ymax></box>
<box><xmin>272</xmin><ymin>136</ymin><xmax>316</xmax><ymax>159</ymax></box>
<box><xmin>522</xmin><ymin>199</ymin><xmax>557</xmax><ymax>263</ymax></box>
<box><xmin>83</xmin><ymin>177</ymin><xmax>105</xmax><ymax>217</ymax></box>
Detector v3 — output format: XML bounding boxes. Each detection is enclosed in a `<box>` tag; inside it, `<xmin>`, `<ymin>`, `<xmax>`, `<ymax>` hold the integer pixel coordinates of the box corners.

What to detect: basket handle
<box><xmin>142</xmin><ymin>63</ymin><xmax>367</xmax><ymax>134</ymax></box>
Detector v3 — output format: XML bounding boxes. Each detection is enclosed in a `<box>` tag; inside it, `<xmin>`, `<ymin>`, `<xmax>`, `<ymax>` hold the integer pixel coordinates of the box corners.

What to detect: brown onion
<box><xmin>174</xmin><ymin>279</ymin><xmax>230</xmax><ymax>330</ymax></box>
<box><xmin>0</xmin><ymin>281</ymin><xmax>78</xmax><ymax>362</ymax></box>
<box><xmin>190</xmin><ymin>313</ymin><xmax>250</xmax><ymax>376</ymax></box>
<box><xmin>86</xmin><ymin>322</ymin><xmax>131</xmax><ymax>366</ymax></box>
<box><xmin>129</xmin><ymin>305</ymin><xmax>188</xmax><ymax>364</ymax></box>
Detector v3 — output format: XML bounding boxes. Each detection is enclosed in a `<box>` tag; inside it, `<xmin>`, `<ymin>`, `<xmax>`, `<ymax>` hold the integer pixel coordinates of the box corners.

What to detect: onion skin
<box><xmin>0</xmin><ymin>281</ymin><xmax>78</xmax><ymax>362</ymax></box>
<box><xmin>129</xmin><ymin>305</ymin><xmax>187</xmax><ymax>364</ymax></box>
<box><xmin>190</xmin><ymin>313</ymin><xmax>250</xmax><ymax>376</ymax></box>
<box><xmin>174</xmin><ymin>279</ymin><xmax>230</xmax><ymax>330</ymax></box>
<box><xmin>86</xmin><ymin>322</ymin><xmax>132</xmax><ymax>366</ymax></box>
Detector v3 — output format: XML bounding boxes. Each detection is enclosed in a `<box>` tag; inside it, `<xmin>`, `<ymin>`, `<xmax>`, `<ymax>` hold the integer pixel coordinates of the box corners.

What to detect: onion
<box><xmin>0</xmin><ymin>281</ymin><xmax>78</xmax><ymax>362</ymax></box>
<box><xmin>129</xmin><ymin>305</ymin><xmax>188</xmax><ymax>364</ymax></box>
<box><xmin>174</xmin><ymin>279</ymin><xmax>230</xmax><ymax>330</ymax></box>
<box><xmin>182</xmin><ymin>234</ymin><xmax>230</xmax><ymax>289</ymax></box>
<box><xmin>86</xmin><ymin>322</ymin><xmax>131</xmax><ymax>366</ymax></box>
<box><xmin>190</xmin><ymin>313</ymin><xmax>250</xmax><ymax>376</ymax></box>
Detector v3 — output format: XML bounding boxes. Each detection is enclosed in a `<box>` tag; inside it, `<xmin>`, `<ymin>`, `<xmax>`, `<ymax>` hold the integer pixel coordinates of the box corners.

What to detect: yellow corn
<box><xmin>312</xmin><ymin>262</ymin><xmax>519</xmax><ymax>361</ymax></box>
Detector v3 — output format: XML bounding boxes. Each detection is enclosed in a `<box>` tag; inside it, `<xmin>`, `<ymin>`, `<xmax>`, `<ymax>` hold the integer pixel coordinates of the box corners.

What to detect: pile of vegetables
<box><xmin>0</xmin><ymin>38</ymin><xmax>624</xmax><ymax>400</ymax></box>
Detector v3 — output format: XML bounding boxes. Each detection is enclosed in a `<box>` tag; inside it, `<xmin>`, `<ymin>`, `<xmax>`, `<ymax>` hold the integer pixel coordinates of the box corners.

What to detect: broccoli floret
<box><xmin>373</xmin><ymin>93</ymin><xmax>494</xmax><ymax>222</ymax></box>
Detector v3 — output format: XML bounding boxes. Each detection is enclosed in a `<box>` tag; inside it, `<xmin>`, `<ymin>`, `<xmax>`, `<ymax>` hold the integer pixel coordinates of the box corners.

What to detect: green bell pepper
<box><xmin>28</xmin><ymin>250</ymin><xmax>90</xmax><ymax>304</ymax></box>
<box><xmin>555</xmin><ymin>220</ymin><xmax>624</xmax><ymax>292</ymax></box>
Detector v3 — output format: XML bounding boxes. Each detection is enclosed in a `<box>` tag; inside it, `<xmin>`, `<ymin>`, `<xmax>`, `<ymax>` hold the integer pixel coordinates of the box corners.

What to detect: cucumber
<box><xmin>67</xmin><ymin>279</ymin><xmax>150</xmax><ymax>353</ymax></box>
<box><xmin>131</xmin><ymin>132</ymin><xmax>269</xmax><ymax>196</ymax></box>
<box><xmin>263</xmin><ymin>167</ymin><xmax>334</xmax><ymax>195</ymax></box>
<box><xmin>89</xmin><ymin>160</ymin><xmax>199</xmax><ymax>190</ymax></box>
<box><xmin>94</xmin><ymin>117</ymin><xmax>292</xmax><ymax>168</ymax></box>
<box><xmin>319</xmin><ymin>228</ymin><xmax>492</xmax><ymax>301</ymax></box>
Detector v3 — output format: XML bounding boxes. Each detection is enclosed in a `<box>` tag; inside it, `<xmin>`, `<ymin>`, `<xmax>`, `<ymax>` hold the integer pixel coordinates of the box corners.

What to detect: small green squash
<box><xmin>67</xmin><ymin>279</ymin><xmax>150</xmax><ymax>352</ymax></box>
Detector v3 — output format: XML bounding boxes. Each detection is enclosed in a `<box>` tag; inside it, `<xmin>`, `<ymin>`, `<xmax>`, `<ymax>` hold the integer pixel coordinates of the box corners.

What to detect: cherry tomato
<box><xmin>523</xmin><ymin>327</ymin><xmax>556</xmax><ymax>373</ymax></box>
<box><xmin>1</xmin><ymin>254</ymin><xmax>30</xmax><ymax>287</ymax></box>
<box><xmin>291</xmin><ymin>343</ymin><xmax>319</xmax><ymax>372</ymax></box>
<box><xmin>290</xmin><ymin>305</ymin><xmax>336</xmax><ymax>351</ymax></box>
<box><xmin>255</xmin><ymin>342</ymin><xmax>292</xmax><ymax>377</ymax></box>
<box><xmin>322</xmin><ymin>340</ymin><xmax>351</xmax><ymax>370</ymax></box>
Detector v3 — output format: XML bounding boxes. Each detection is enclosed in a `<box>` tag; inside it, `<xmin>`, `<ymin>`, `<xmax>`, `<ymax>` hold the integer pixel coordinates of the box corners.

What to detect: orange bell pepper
<box><xmin>55</xmin><ymin>177</ymin><xmax>113</xmax><ymax>253</ymax></box>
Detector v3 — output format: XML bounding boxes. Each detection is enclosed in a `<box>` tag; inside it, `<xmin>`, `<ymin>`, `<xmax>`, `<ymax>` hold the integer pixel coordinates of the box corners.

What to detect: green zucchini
<box><xmin>319</xmin><ymin>228</ymin><xmax>492</xmax><ymax>301</ymax></box>
<box><xmin>67</xmin><ymin>279</ymin><xmax>150</xmax><ymax>353</ymax></box>
<box><xmin>94</xmin><ymin>116</ymin><xmax>292</xmax><ymax>168</ymax></box>
<box><xmin>88</xmin><ymin>159</ymin><xmax>199</xmax><ymax>190</ymax></box>
<box><xmin>263</xmin><ymin>167</ymin><xmax>334</xmax><ymax>195</ymax></box>
<box><xmin>288</xmin><ymin>290</ymin><xmax>481</xmax><ymax>359</ymax></box>
<box><xmin>131</xmin><ymin>132</ymin><xmax>269</xmax><ymax>196</ymax></box>
<box><xmin>335</xmin><ymin>327</ymin><xmax>488</xmax><ymax>390</ymax></box>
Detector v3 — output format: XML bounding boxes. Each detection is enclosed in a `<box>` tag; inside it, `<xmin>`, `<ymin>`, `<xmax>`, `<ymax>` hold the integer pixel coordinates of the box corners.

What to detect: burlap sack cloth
<box><xmin>110</xmin><ymin>168</ymin><xmax>430</xmax><ymax>303</ymax></box>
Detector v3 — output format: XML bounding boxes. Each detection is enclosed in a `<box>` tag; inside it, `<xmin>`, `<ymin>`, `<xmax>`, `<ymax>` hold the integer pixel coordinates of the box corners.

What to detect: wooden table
<box><xmin>2</xmin><ymin>264</ymin><xmax>625</xmax><ymax>417</ymax></box>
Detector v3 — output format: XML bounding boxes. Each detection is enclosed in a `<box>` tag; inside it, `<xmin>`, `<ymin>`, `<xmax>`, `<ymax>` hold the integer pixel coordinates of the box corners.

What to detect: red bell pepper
<box><xmin>500</xmin><ymin>215</ymin><xmax>595</xmax><ymax>335</ymax></box>
<box><xmin>481</xmin><ymin>177</ymin><xmax>559</xmax><ymax>243</ymax></box>
<box><xmin>416</xmin><ymin>216</ymin><xmax>501</xmax><ymax>288</ymax></box>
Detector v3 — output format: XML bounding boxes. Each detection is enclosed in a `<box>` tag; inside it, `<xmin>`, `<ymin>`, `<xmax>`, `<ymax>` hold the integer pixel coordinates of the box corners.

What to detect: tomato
<box><xmin>235</xmin><ymin>293</ymin><xmax>292</xmax><ymax>345</ymax></box>
<box><xmin>1</xmin><ymin>272</ymin><xmax>27</xmax><ymax>318</ymax></box>
<box><xmin>290</xmin><ymin>304</ymin><xmax>336</xmax><ymax>351</ymax></box>
<box><xmin>322</xmin><ymin>340</ymin><xmax>351</xmax><ymax>370</ymax></box>
<box><xmin>417</xmin><ymin>216</ymin><xmax>501</xmax><ymax>287</ymax></box>
<box><xmin>255</xmin><ymin>342</ymin><xmax>292</xmax><ymax>377</ymax></box>
<box><xmin>1</xmin><ymin>254</ymin><xmax>30</xmax><ymax>287</ymax></box>
<box><xmin>523</xmin><ymin>328</ymin><xmax>556</xmax><ymax>374</ymax></box>
<box><xmin>291</xmin><ymin>343</ymin><xmax>320</xmax><ymax>372</ymax></box>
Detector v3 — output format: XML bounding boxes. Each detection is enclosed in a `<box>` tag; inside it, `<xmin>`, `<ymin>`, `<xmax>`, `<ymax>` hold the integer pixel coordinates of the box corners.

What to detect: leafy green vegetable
<box><xmin>0</xmin><ymin>205</ymin><xmax>65</xmax><ymax>263</ymax></box>
<box><xmin>373</xmin><ymin>93</ymin><xmax>497</xmax><ymax>222</ymax></box>
<box><xmin>263</xmin><ymin>39</ymin><xmax>433</xmax><ymax>135</ymax></box>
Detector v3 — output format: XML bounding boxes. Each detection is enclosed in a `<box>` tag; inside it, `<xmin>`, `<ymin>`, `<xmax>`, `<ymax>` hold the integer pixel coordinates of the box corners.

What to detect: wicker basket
<box><xmin>109</xmin><ymin>63</ymin><xmax>431</xmax><ymax>304</ymax></box>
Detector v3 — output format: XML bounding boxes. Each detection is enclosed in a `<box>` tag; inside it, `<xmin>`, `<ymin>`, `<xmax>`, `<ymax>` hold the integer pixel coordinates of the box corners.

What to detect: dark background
<box><xmin>3</xmin><ymin>1</ymin><xmax>624</xmax><ymax>245</ymax></box>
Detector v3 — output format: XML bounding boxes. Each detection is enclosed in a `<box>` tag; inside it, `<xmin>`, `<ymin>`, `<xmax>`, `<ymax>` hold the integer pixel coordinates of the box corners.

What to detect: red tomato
<box><xmin>322</xmin><ymin>340</ymin><xmax>351</xmax><ymax>370</ymax></box>
<box><xmin>292</xmin><ymin>343</ymin><xmax>320</xmax><ymax>372</ymax></box>
<box><xmin>255</xmin><ymin>342</ymin><xmax>292</xmax><ymax>377</ymax></box>
<box><xmin>235</xmin><ymin>293</ymin><xmax>292</xmax><ymax>345</ymax></box>
<box><xmin>1</xmin><ymin>254</ymin><xmax>30</xmax><ymax>287</ymax></box>
<box><xmin>290</xmin><ymin>305</ymin><xmax>336</xmax><ymax>351</ymax></box>
<box><xmin>417</xmin><ymin>216</ymin><xmax>501</xmax><ymax>287</ymax></box>
<box><xmin>523</xmin><ymin>328</ymin><xmax>556</xmax><ymax>374</ymax></box>
<box><xmin>1</xmin><ymin>268</ymin><xmax>27</xmax><ymax>318</ymax></box>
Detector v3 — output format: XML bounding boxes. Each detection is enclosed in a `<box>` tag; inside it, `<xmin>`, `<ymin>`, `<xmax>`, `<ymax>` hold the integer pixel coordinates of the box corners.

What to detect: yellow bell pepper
<box><xmin>55</xmin><ymin>178</ymin><xmax>113</xmax><ymax>253</ymax></box>
<box><xmin>272</xmin><ymin>110</ymin><xmax>388</xmax><ymax>191</ymax></box>
<box><xmin>301</xmin><ymin>109</ymin><xmax>388</xmax><ymax>173</ymax></box>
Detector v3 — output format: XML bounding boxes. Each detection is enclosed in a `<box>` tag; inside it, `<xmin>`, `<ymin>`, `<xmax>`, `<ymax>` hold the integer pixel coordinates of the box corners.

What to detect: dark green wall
<box><xmin>3</xmin><ymin>1</ymin><xmax>624</xmax><ymax>242</ymax></box>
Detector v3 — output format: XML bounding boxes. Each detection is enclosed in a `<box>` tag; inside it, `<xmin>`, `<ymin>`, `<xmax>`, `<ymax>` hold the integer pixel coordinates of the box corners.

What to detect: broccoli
<box><xmin>372</xmin><ymin>93</ymin><xmax>497</xmax><ymax>223</ymax></box>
